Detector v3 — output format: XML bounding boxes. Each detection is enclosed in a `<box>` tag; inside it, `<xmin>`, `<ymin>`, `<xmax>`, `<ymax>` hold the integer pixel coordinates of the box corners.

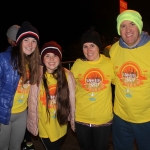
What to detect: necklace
<box><xmin>23</xmin><ymin>81</ymin><xmax>30</xmax><ymax>89</ymax></box>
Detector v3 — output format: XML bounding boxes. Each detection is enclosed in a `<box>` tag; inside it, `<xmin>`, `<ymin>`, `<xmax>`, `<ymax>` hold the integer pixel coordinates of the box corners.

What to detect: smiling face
<box><xmin>120</xmin><ymin>20</ymin><xmax>141</xmax><ymax>47</ymax></box>
<box><xmin>83</xmin><ymin>42</ymin><xmax>100</xmax><ymax>61</ymax></box>
<box><xmin>43</xmin><ymin>53</ymin><xmax>60</xmax><ymax>73</ymax></box>
<box><xmin>22</xmin><ymin>37</ymin><xmax>37</xmax><ymax>55</ymax></box>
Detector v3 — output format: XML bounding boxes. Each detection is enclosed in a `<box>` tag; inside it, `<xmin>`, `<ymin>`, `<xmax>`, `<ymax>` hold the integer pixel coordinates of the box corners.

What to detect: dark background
<box><xmin>1</xmin><ymin>0</ymin><xmax>150</xmax><ymax>60</ymax></box>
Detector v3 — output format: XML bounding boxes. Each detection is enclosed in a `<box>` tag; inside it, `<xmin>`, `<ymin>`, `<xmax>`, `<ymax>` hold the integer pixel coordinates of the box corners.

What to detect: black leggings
<box><xmin>75</xmin><ymin>122</ymin><xmax>111</xmax><ymax>150</ymax></box>
<box><xmin>41</xmin><ymin>135</ymin><xmax>66</xmax><ymax>150</ymax></box>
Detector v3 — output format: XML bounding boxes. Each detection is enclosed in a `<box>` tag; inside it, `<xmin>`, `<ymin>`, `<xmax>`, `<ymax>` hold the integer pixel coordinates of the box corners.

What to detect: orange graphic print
<box><xmin>16</xmin><ymin>69</ymin><xmax>30</xmax><ymax>94</ymax></box>
<box><xmin>117</xmin><ymin>61</ymin><xmax>147</xmax><ymax>87</ymax></box>
<box><xmin>40</xmin><ymin>84</ymin><xmax>57</xmax><ymax>109</ymax></box>
<box><xmin>79</xmin><ymin>68</ymin><xmax>109</xmax><ymax>92</ymax></box>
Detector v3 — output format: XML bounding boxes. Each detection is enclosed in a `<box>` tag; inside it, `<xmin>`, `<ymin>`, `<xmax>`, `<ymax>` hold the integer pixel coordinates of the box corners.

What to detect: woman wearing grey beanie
<box><xmin>6</xmin><ymin>24</ymin><xmax>20</xmax><ymax>47</ymax></box>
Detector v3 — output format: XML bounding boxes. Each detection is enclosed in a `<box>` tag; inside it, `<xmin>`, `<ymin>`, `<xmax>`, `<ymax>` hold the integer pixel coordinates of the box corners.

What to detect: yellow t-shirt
<box><xmin>71</xmin><ymin>55</ymin><xmax>115</xmax><ymax>125</ymax></box>
<box><xmin>110</xmin><ymin>41</ymin><xmax>150</xmax><ymax>123</ymax></box>
<box><xmin>12</xmin><ymin>66</ymin><xmax>30</xmax><ymax>113</ymax></box>
<box><xmin>38</xmin><ymin>72</ymin><xmax>67</xmax><ymax>142</ymax></box>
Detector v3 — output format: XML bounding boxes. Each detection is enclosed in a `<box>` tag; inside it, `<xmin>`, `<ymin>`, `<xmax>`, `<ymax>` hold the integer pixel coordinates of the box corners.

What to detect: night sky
<box><xmin>1</xmin><ymin>0</ymin><xmax>150</xmax><ymax>51</ymax></box>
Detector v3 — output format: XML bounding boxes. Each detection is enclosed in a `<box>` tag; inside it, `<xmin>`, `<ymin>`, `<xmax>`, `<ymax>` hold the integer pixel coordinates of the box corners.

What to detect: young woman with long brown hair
<box><xmin>0</xmin><ymin>21</ymin><xmax>40</xmax><ymax>150</ymax></box>
<box><xmin>27</xmin><ymin>40</ymin><xmax>75</xmax><ymax>150</ymax></box>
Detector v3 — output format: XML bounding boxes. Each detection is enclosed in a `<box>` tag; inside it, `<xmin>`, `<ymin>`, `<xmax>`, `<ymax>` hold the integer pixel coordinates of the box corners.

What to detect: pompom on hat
<box><xmin>81</xmin><ymin>26</ymin><xmax>102</xmax><ymax>50</ymax></box>
<box><xmin>40</xmin><ymin>41</ymin><xmax>62</xmax><ymax>63</ymax></box>
<box><xmin>6</xmin><ymin>25</ymin><xmax>20</xmax><ymax>41</ymax></box>
<box><xmin>117</xmin><ymin>10</ymin><xmax>143</xmax><ymax>35</ymax></box>
<box><xmin>16</xmin><ymin>21</ymin><xmax>39</xmax><ymax>44</ymax></box>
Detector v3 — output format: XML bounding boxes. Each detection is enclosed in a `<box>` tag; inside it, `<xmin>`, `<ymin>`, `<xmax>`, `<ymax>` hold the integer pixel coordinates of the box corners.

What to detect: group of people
<box><xmin>0</xmin><ymin>9</ymin><xmax>150</xmax><ymax>150</ymax></box>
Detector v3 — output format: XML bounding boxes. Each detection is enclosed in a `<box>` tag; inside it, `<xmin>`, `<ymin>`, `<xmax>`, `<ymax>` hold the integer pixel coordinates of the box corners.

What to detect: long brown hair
<box><xmin>42</xmin><ymin>63</ymin><xmax>70</xmax><ymax>126</ymax></box>
<box><xmin>11</xmin><ymin>41</ymin><xmax>40</xmax><ymax>85</ymax></box>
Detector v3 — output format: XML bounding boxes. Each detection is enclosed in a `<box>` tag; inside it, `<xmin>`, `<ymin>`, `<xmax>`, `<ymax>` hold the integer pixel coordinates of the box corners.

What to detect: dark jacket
<box><xmin>0</xmin><ymin>46</ymin><xmax>20</xmax><ymax>124</ymax></box>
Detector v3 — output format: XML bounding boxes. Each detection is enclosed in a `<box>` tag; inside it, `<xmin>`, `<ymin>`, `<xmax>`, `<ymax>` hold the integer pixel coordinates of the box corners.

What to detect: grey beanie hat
<box><xmin>6</xmin><ymin>25</ymin><xmax>20</xmax><ymax>41</ymax></box>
